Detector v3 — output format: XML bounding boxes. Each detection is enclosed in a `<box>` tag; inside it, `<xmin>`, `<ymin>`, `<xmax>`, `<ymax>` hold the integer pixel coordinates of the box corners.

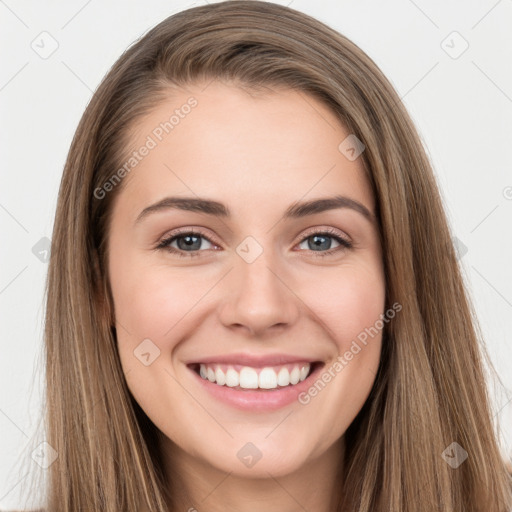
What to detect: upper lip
<box><xmin>186</xmin><ymin>352</ymin><xmax>322</xmax><ymax>368</ymax></box>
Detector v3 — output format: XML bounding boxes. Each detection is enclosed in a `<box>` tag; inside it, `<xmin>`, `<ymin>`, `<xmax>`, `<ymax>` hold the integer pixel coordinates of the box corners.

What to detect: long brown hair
<box><xmin>25</xmin><ymin>1</ymin><xmax>512</xmax><ymax>510</ymax></box>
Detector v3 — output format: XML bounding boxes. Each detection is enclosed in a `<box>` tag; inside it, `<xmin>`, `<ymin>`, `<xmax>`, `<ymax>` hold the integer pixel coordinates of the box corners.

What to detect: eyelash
<box><xmin>155</xmin><ymin>227</ymin><xmax>353</xmax><ymax>259</ymax></box>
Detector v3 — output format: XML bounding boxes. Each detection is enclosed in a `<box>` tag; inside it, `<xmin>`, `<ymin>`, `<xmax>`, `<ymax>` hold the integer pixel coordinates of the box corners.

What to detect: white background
<box><xmin>1</xmin><ymin>0</ymin><xmax>511</xmax><ymax>508</ymax></box>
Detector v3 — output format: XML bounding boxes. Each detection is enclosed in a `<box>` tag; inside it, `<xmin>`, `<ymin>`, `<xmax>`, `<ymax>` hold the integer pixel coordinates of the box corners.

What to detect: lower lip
<box><xmin>188</xmin><ymin>363</ymin><xmax>324</xmax><ymax>411</ymax></box>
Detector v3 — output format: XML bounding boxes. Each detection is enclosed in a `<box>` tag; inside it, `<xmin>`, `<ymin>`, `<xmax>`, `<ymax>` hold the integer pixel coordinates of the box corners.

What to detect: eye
<box><xmin>156</xmin><ymin>228</ymin><xmax>218</xmax><ymax>258</ymax></box>
<box><xmin>156</xmin><ymin>227</ymin><xmax>352</xmax><ymax>258</ymax></box>
<box><xmin>295</xmin><ymin>227</ymin><xmax>352</xmax><ymax>258</ymax></box>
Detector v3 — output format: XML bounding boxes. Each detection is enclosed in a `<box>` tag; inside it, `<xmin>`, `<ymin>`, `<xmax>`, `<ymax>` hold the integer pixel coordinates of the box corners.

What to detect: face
<box><xmin>106</xmin><ymin>80</ymin><xmax>385</xmax><ymax>479</ymax></box>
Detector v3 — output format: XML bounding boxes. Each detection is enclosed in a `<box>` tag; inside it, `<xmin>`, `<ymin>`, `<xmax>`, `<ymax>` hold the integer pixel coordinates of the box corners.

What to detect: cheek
<box><xmin>116</xmin><ymin>272</ymin><xmax>189</xmax><ymax>336</ymax></box>
<box><xmin>300</xmin><ymin>261</ymin><xmax>386</xmax><ymax>350</ymax></box>
<box><xmin>293</xmin><ymin>264</ymin><xmax>385</xmax><ymax>439</ymax></box>
<box><xmin>109</xmin><ymin>259</ymin><xmax>203</xmax><ymax>426</ymax></box>
<box><xmin>109</xmin><ymin>249</ymin><xmax>204</xmax><ymax>360</ymax></box>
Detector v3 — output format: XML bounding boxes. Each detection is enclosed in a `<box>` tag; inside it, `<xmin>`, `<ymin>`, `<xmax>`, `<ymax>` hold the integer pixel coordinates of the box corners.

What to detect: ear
<box><xmin>92</xmin><ymin>247</ymin><xmax>115</xmax><ymax>329</ymax></box>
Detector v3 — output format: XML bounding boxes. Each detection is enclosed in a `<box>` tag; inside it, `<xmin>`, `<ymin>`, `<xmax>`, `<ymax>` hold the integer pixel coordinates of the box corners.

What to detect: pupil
<box><xmin>310</xmin><ymin>235</ymin><xmax>330</xmax><ymax>251</ymax></box>
<box><xmin>178</xmin><ymin>234</ymin><xmax>201</xmax><ymax>251</ymax></box>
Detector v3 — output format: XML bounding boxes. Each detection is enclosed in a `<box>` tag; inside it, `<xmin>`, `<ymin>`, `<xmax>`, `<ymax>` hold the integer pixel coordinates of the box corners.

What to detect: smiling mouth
<box><xmin>187</xmin><ymin>361</ymin><xmax>323</xmax><ymax>391</ymax></box>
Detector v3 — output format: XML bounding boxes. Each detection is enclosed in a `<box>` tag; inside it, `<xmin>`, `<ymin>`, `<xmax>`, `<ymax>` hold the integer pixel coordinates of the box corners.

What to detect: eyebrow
<box><xmin>134</xmin><ymin>194</ymin><xmax>375</xmax><ymax>225</ymax></box>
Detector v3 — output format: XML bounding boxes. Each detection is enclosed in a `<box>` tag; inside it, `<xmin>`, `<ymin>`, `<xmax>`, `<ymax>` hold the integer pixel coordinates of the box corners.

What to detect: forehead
<box><xmin>115</xmin><ymin>81</ymin><xmax>374</xmax><ymax>219</ymax></box>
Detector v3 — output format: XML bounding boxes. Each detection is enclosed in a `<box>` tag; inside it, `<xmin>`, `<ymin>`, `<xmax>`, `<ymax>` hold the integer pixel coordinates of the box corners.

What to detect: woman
<box><xmin>17</xmin><ymin>1</ymin><xmax>512</xmax><ymax>510</ymax></box>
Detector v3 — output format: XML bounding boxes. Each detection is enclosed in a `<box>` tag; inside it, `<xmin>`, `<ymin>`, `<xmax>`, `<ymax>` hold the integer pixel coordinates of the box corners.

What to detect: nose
<box><xmin>217</xmin><ymin>247</ymin><xmax>300</xmax><ymax>338</ymax></box>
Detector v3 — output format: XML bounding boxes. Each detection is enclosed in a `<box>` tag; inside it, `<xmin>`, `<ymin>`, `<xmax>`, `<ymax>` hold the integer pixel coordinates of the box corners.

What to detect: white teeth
<box><xmin>239</xmin><ymin>367</ymin><xmax>259</xmax><ymax>389</ymax></box>
<box><xmin>215</xmin><ymin>367</ymin><xmax>226</xmax><ymax>386</ymax></box>
<box><xmin>197</xmin><ymin>362</ymin><xmax>311</xmax><ymax>389</ymax></box>
<box><xmin>225</xmin><ymin>368</ymin><xmax>239</xmax><ymax>387</ymax></box>
<box><xmin>277</xmin><ymin>367</ymin><xmax>290</xmax><ymax>386</ymax></box>
<box><xmin>259</xmin><ymin>367</ymin><xmax>278</xmax><ymax>389</ymax></box>
<box><xmin>290</xmin><ymin>366</ymin><xmax>300</xmax><ymax>385</ymax></box>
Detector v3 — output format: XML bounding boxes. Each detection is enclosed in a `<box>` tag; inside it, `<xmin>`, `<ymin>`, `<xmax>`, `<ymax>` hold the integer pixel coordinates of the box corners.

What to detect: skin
<box><xmin>106</xmin><ymin>80</ymin><xmax>386</xmax><ymax>512</ymax></box>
